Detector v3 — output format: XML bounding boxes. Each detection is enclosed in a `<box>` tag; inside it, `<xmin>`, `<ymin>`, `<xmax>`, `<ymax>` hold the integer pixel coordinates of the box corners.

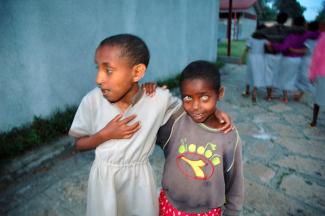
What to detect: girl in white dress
<box><xmin>268</xmin><ymin>16</ymin><xmax>307</xmax><ymax>103</ymax></box>
<box><xmin>241</xmin><ymin>26</ymin><xmax>267</xmax><ymax>102</ymax></box>
<box><xmin>69</xmin><ymin>34</ymin><xmax>181</xmax><ymax>216</ymax></box>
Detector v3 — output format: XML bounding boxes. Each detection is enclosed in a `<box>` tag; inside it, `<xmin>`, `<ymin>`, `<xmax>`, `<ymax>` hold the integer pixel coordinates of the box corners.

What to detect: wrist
<box><xmin>96</xmin><ymin>130</ymin><xmax>110</xmax><ymax>143</ymax></box>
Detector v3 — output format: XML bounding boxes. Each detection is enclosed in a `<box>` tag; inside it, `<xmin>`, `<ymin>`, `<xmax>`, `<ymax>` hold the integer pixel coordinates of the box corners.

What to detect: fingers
<box><xmin>126</xmin><ymin>121</ymin><xmax>141</xmax><ymax>131</ymax></box>
<box><xmin>120</xmin><ymin>114</ymin><xmax>137</xmax><ymax>124</ymax></box>
<box><xmin>142</xmin><ymin>82</ymin><xmax>157</xmax><ymax>96</ymax></box>
<box><xmin>112</xmin><ymin>114</ymin><xmax>123</xmax><ymax>122</ymax></box>
<box><xmin>123</xmin><ymin>122</ymin><xmax>141</xmax><ymax>138</ymax></box>
<box><xmin>219</xmin><ymin>123</ymin><xmax>234</xmax><ymax>134</ymax></box>
<box><xmin>214</xmin><ymin>109</ymin><xmax>234</xmax><ymax>134</ymax></box>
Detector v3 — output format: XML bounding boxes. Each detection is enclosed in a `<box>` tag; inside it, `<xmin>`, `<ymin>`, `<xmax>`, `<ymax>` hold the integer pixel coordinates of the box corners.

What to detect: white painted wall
<box><xmin>0</xmin><ymin>0</ymin><xmax>220</xmax><ymax>131</ymax></box>
<box><xmin>218</xmin><ymin>7</ymin><xmax>257</xmax><ymax>40</ymax></box>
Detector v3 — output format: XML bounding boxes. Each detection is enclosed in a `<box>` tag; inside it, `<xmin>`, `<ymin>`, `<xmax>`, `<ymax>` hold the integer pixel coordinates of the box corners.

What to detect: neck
<box><xmin>203</xmin><ymin>113</ymin><xmax>223</xmax><ymax>129</ymax></box>
<box><xmin>115</xmin><ymin>84</ymin><xmax>140</xmax><ymax>112</ymax></box>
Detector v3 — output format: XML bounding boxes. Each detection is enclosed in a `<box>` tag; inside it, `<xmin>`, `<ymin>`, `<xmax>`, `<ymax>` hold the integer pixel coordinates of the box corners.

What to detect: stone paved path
<box><xmin>1</xmin><ymin>64</ymin><xmax>324</xmax><ymax>216</ymax></box>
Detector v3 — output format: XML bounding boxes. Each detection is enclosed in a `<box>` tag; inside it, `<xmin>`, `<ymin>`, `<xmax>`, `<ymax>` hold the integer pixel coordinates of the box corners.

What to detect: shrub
<box><xmin>0</xmin><ymin>105</ymin><xmax>77</xmax><ymax>159</ymax></box>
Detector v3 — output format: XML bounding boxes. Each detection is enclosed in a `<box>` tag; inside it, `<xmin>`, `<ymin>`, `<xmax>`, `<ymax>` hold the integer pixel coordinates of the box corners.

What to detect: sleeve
<box><xmin>271</xmin><ymin>34</ymin><xmax>292</xmax><ymax>52</ymax></box>
<box><xmin>156</xmin><ymin>107</ymin><xmax>184</xmax><ymax>149</ymax></box>
<box><xmin>161</xmin><ymin>89</ymin><xmax>182</xmax><ymax>126</ymax></box>
<box><xmin>68</xmin><ymin>95</ymin><xmax>94</xmax><ymax>138</ymax></box>
<box><xmin>223</xmin><ymin>131</ymin><xmax>244</xmax><ymax>216</ymax></box>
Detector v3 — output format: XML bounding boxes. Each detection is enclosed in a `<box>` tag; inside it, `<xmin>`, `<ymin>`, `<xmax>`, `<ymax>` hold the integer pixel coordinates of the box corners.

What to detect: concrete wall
<box><xmin>0</xmin><ymin>0</ymin><xmax>220</xmax><ymax>132</ymax></box>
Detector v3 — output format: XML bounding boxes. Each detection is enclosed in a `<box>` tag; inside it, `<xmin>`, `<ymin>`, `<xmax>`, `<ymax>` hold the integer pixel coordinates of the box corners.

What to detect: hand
<box><xmin>214</xmin><ymin>108</ymin><xmax>233</xmax><ymax>133</ymax></box>
<box><xmin>142</xmin><ymin>82</ymin><xmax>157</xmax><ymax>96</ymax></box>
<box><xmin>265</xmin><ymin>43</ymin><xmax>273</xmax><ymax>52</ymax></box>
<box><xmin>99</xmin><ymin>114</ymin><xmax>141</xmax><ymax>140</ymax></box>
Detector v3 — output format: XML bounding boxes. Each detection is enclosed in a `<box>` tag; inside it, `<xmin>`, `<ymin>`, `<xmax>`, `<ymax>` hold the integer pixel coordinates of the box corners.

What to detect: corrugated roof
<box><xmin>220</xmin><ymin>0</ymin><xmax>257</xmax><ymax>10</ymax></box>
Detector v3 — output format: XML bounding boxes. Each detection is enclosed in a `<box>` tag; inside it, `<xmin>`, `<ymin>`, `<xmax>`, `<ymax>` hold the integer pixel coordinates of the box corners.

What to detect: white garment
<box><xmin>246</xmin><ymin>37</ymin><xmax>267</xmax><ymax>87</ymax></box>
<box><xmin>69</xmin><ymin>87</ymin><xmax>181</xmax><ymax>216</ymax></box>
<box><xmin>314</xmin><ymin>77</ymin><xmax>325</xmax><ymax>106</ymax></box>
<box><xmin>265</xmin><ymin>53</ymin><xmax>282</xmax><ymax>87</ymax></box>
<box><xmin>274</xmin><ymin>57</ymin><xmax>301</xmax><ymax>91</ymax></box>
<box><xmin>296</xmin><ymin>39</ymin><xmax>318</xmax><ymax>92</ymax></box>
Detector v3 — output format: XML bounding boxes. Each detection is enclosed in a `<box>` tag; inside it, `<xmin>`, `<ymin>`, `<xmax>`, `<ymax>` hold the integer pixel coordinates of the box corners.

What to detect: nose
<box><xmin>96</xmin><ymin>70</ymin><xmax>104</xmax><ymax>86</ymax></box>
<box><xmin>192</xmin><ymin>100</ymin><xmax>199</xmax><ymax>110</ymax></box>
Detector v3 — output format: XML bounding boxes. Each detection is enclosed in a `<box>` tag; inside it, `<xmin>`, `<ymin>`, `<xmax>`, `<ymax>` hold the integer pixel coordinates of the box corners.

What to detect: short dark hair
<box><xmin>293</xmin><ymin>15</ymin><xmax>305</xmax><ymax>27</ymax></box>
<box><xmin>308</xmin><ymin>21</ymin><xmax>319</xmax><ymax>31</ymax></box>
<box><xmin>98</xmin><ymin>34</ymin><xmax>150</xmax><ymax>67</ymax></box>
<box><xmin>277</xmin><ymin>12</ymin><xmax>288</xmax><ymax>24</ymax></box>
<box><xmin>180</xmin><ymin>60</ymin><xmax>220</xmax><ymax>91</ymax></box>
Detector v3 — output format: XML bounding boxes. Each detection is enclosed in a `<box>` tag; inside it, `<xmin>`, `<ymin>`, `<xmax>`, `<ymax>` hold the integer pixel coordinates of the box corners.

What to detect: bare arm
<box><xmin>240</xmin><ymin>47</ymin><xmax>249</xmax><ymax>65</ymax></box>
<box><xmin>75</xmin><ymin>114</ymin><xmax>141</xmax><ymax>151</ymax></box>
<box><xmin>289</xmin><ymin>46</ymin><xmax>307</xmax><ymax>54</ymax></box>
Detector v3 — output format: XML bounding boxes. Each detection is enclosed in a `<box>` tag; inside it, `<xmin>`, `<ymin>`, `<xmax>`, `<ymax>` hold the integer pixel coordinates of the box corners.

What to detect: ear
<box><xmin>217</xmin><ymin>86</ymin><xmax>225</xmax><ymax>100</ymax></box>
<box><xmin>132</xmin><ymin>64</ymin><xmax>146</xmax><ymax>82</ymax></box>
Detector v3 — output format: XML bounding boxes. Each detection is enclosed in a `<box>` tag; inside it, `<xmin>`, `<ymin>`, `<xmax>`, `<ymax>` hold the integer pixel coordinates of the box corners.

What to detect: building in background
<box><xmin>219</xmin><ymin>0</ymin><xmax>261</xmax><ymax>41</ymax></box>
<box><xmin>0</xmin><ymin>0</ymin><xmax>220</xmax><ymax>132</ymax></box>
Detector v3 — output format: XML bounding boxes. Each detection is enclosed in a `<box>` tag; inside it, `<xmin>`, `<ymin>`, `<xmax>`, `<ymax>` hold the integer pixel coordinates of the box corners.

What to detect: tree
<box><xmin>258</xmin><ymin>0</ymin><xmax>277</xmax><ymax>21</ymax></box>
<box><xmin>273</xmin><ymin>0</ymin><xmax>306</xmax><ymax>18</ymax></box>
<box><xmin>316</xmin><ymin>0</ymin><xmax>325</xmax><ymax>22</ymax></box>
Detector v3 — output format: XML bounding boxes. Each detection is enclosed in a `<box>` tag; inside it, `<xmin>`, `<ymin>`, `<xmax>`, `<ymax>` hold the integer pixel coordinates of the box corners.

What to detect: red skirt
<box><xmin>159</xmin><ymin>190</ymin><xmax>222</xmax><ymax>216</ymax></box>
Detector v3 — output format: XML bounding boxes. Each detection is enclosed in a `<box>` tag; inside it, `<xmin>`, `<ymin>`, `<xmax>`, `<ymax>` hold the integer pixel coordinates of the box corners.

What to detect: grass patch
<box><xmin>0</xmin><ymin>106</ymin><xmax>77</xmax><ymax>159</ymax></box>
<box><xmin>217</xmin><ymin>40</ymin><xmax>246</xmax><ymax>58</ymax></box>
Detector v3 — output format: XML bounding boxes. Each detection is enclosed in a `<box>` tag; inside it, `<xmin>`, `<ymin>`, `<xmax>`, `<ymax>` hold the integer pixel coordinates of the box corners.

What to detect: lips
<box><xmin>191</xmin><ymin>113</ymin><xmax>205</xmax><ymax>121</ymax></box>
<box><xmin>101</xmin><ymin>89</ymin><xmax>110</xmax><ymax>96</ymax></box>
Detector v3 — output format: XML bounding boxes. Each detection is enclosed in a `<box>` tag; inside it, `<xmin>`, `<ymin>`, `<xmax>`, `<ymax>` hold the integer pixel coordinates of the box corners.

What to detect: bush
<box><xmin>0</xmin><ymin>106</ymin><xmax>77</xmax><ymax>159</ymax></box>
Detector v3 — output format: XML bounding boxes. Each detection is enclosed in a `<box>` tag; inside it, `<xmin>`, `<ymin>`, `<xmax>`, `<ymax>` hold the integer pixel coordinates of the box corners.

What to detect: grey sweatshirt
<box><xmin>157</xmin><ymin>109</ymin><xmax>244</xmax><ymax>215</ymax></box>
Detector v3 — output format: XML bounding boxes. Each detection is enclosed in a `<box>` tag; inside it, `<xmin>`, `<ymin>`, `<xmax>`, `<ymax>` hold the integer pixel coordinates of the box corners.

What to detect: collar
<box><xmin>130</xmin><ymin>86</ymin><xmax>144</xmax><ymax>106</ymax></box>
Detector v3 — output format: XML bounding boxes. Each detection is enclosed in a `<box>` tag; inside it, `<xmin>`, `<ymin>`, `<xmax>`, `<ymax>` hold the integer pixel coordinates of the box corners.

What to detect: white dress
<box><xmin>274</xmin><ymin>56</ymin><xmax>302</xmax><ymax>91</ymax></box>
<box><xmin>265</xmin><ymin>53</ymin><xmax>282</xmax><ymax>87</ymax></box>
<box><xmin>69</xmin><ymin>87</ymin><xmax>180</xmax><ymax>216</ymax></box>
<box><xmin>295</xmin><ymin>39</ymin><xmax>318</xmax><ymax>92</ymax></box>
<box><xmin>246</xmin><ymin>37</ymin><xmax>267</xmax><ymax>88</ymax></box>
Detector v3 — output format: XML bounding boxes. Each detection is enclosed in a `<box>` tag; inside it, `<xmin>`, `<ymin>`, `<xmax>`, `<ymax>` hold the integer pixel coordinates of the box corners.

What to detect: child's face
<box><xmin>181</xmin><ymin>78</ymin><xmax>222</xmax><ymax>124</ymax></box>
<box><xmin>95</xmin><ymin>45</ymin><xmax>137</xmax><ymax>103</ymax></box>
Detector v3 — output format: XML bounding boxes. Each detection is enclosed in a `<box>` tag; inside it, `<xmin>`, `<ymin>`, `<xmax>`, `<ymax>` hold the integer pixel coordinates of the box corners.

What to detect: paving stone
<box><xmin>274</xmin><ymin>155</ymin><xmax>325</xmax><ymax>178</ymax></box>
<box><xmin>283</xmin><ymin>113</ymin><xmax>310</xmax><ymax>125</ymax></box>
<box><xmin>274</xmin><ymin>137</ymin><xmax>325</xmax><ymax>161</ymax></box>
<box><xmin>252</xmin><ymin>112</ymin><xmax>281</xmax><ymax>123</ymax></box>
<box><xmin>267</xmin><ymin>123</ymin><xmax>304</xmax><ymax>138</ymax></box>
<box><xmin>303</xmin><ymin>126</ymin><xmax>325</xmax><ymax>141</ymax></box>
<box><xmin>268</xmin><ymin>104</ymin><xmax>292</xmax><ymax>113</ymax></box>
<box><xmin>244</xmin><ymin>162</ymin><xmax>275</xmax><ymax>183</ymax></box>
<box><xmin>280</xmin><ymin>174</ymin><xmax>325</xmax><ymax>211</ymax></box>
<box><xmin>236</xmin><ymin>123</ymin><xmax>260</xmax><ymax>136</ymax></box>
<box><xmin>7</xmin><ymin>193</ymin><xmax>75</xmax><ymax>216</ymax></box>
<box><xmin>245</xmin><ymin>179</ymin><xmax>317</xmax><ymax>216</ymax></box>
<box><xmin>246</xmin><ymin>139</ymin><xmax>279</xmax><ymax>161</ymax></box>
